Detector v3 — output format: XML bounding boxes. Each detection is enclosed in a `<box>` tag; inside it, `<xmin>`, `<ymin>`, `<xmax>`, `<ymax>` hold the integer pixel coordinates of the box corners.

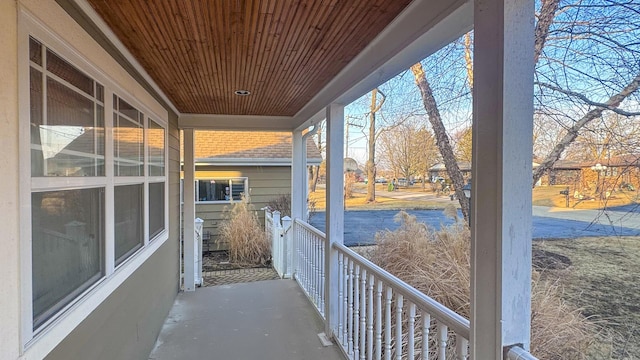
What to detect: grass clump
<box><xmin>219</xmin><ymin>195</ymin><xmax>270</xmax><ymax>266</ymax></box>
<box><xmin>369</xmin><ymin>211</ymin><xmax>595</xmax><ymax>359</ymax></box>
<box><xmin>265</xmin><ymin>193</ymin><xmax>291</xmax><ymax>217</ymax></box>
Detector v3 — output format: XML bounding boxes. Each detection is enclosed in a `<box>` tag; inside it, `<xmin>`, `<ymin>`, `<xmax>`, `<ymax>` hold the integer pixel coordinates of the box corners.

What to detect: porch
<box><xmin>149</xmin><ymin>279</ymin><xmax>344</xmax><ymax>360</ymax></box>
<box><xmin>158</xmin><ymin>217</ymin><xmax>534</xmax><ymax>360</ymax></box>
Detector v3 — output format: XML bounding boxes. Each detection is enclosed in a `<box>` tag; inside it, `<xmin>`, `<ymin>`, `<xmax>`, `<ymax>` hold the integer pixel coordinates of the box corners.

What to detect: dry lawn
<box><xmin>309</xmin><ymin>187</ymin><xmax>443</xmax><ymax>211</ymax></box>
<box><xmin>534</xmin><ymin>237</ymin><xmax>640</xmax><ymax>359</ymax></box>
<box><xmin>533</xmin><ymin>185</ymin><xmax>639</xmax><ymax>210</ymax></box>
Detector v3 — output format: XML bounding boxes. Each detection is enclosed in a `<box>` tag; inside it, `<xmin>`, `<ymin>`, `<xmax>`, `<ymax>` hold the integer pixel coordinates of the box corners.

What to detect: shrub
<box><xmin>369</xmin><ymin>211</ymin><xmax>595</xmax><ymax>359</ymax></box>
<box><xmin>219</xmin><ymin>195</ymin><xmax>270</xmax><ymax>265</ymax></box>
<box><xmin>265</xmin><ymin>193</ymin><xmax>317</xmax><ymax>221</ymax></box>
<box><xmin>265</xmin><ymin>193</ymin><xmax>291</xmax><ymax>217</ymax></box>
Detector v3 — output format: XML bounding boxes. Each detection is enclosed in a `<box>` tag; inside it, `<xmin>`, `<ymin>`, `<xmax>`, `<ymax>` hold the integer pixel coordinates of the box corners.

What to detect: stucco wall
<box><xmin>0</xmin><ymin>0</ymin><xmax>21</xmax><ymax>357</ymax></box>
<box><xmin>195</xmin><ymin>166</ymin><xmax>291</xmax><ymax>249</ymax></box>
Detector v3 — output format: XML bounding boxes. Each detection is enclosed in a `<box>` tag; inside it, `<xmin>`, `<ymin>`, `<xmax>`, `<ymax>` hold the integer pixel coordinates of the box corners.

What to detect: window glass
<box><xmin>149</xmin><ymin>182</ymin><xmax>165</xmax><ymax>239</ymax></box>
<box><xmin>46</xmin><ymin>49</ymin><xmax>94</xmax><ymax>96</ymax></box>
<box><xmin>30</xmin><ymin>53</ymin><xmax>104</xmax><ymax>177</ymax></box>
<box><xmin>29</xmin><ymin>37</ymin><xmax>42</xmax><ymax>65</ymax></box>
<box><xmin>148</xmin><ymin>119</ymin><xmax>165</xmax><ymax>176</ymax></box>
<box><xmin>114</xmin><ymin>96</ymin><xmax>144</xmax><ymax>176</ymax></box>
<box><xmin>196</xmin><ymin>178</ymin><xmax>247</xmax><ymax>202</ymax></box>
<box><xmin>32</xmin><ymin>188</ymin><xmax>103</xmax><ymax>329</ymax></box>
<box><xmin>114</xmin><ymin>184</ymin><xmax>144</xmax><ymax>265</ymax></box>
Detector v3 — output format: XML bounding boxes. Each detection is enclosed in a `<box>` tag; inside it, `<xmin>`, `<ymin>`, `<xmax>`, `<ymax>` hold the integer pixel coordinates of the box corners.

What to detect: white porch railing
<box><xmin>289</xmin><ymin>218</ymin><xmax>539</xmax><ymax>360</ymax></box>
<box><xmin>293</xmin><ymin>219</ymin><xmax>326</xmax><ymax>316</ymax></box>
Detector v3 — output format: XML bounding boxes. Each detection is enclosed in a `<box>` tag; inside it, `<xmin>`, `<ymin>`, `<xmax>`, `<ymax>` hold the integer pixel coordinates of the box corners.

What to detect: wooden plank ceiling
<box><xmin>87</xmin><ymin>0</ymin><xmax>412</xmax><ymax>116</ymax></box>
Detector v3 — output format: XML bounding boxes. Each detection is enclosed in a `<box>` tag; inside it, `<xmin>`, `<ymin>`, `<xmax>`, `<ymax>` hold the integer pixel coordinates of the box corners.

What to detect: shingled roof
<box><xmin>188</xmin><ymin>130</ymin><xmax>323</xmax><ymax>166</ymax></box>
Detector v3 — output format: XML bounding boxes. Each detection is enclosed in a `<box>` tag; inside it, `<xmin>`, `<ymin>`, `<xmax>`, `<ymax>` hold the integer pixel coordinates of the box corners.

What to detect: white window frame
<box><xmin>18</xmin><ymin>9</ymin><xmax>169</xmax><ymax>357</ymax></box>
<box><xmin>195</xmin><ymin>177</ymin><xmax>249</xmax><ymax>204</ymax></box>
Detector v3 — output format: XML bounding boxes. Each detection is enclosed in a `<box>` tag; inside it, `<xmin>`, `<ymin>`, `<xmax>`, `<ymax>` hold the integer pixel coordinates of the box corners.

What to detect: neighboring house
<box><xmin>185</xmin><ymin>130</ymin><xmax>322</xmax><ymax>250</ymax></box>
<box><xmin>428</xmin><ymin>162</ymin><xmax>472</xmax><ymax>182</ymax></box>
<box><xmin>540</xmin><ymin>159</ymin><xmax>582</xmax><ymax>186</ymax></box>
<box><xmin>538</xmin><ymin>155</ymin><xmax>640</xmax><ymax>191</ymax></box>
<box><xmin>579</xmin><ymin>154</ymin><xmax>640</xmax><ymax>192</ymax></box>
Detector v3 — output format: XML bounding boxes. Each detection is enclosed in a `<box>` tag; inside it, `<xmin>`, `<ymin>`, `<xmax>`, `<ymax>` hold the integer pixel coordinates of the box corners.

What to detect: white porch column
<box><xmin>291</xmin><ymin>129</ymin><xmax>305</xmax><ymax>221</ymax></box>
<box><xmin>325</xmin><ymin>103</ymin><xmax>344</xmax><ymax>336</ymax></box>
<box><xmin>183</xmin><ymin>128</ymin><xmax>196</xmax><ymax>292</ymax></box>
<box><xmin>471</xmin><ymin>0</ymin><xmax>534</xmax><ymax>358</ymax></box>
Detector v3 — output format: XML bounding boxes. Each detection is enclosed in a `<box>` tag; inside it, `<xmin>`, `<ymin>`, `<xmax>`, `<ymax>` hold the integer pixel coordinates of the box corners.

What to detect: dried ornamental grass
<box><xmin>369</xmin><ymin>211</ymin><xmax>595</xmax><ymax>359</ymax></box>
<box><xmin>219</xmin><ymin>195</ymin><xmax>270</xmax><ymax>266</ymax></box>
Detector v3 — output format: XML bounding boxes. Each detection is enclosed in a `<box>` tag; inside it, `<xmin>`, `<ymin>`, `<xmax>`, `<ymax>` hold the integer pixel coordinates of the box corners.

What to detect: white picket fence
<box><xmin>265</xmin><ymin>209</ymin><xmax>292</xmax><ymax>278</ymax></box>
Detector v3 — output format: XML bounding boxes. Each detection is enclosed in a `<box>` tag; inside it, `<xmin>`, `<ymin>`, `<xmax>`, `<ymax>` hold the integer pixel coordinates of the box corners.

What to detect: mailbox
<box><xmin>559</xmin><ymin>189</ymin><xmax>569</xmax><ymax>195</ymax></box>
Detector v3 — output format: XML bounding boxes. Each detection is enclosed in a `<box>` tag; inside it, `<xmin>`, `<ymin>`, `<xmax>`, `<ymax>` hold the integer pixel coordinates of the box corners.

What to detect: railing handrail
<box><xmin>294</xmin><ymin>218</ymin><xmax>326</xmax><ymax>239</ymax></box>
<box><xmin>333</xmin><ymin>241</ymin><xmax>471</xmax><ymax>339</ymax></box>
<box><xmin>507</xmin><ymin>345</ymin><xmax>539</xmax><ymax>360</ymax></box>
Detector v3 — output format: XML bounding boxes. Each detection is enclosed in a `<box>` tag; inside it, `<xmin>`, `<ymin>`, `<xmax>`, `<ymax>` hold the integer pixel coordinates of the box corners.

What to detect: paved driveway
<box><xmin>309</xmin><ymin>208</ymin><xmax>640</xmax><ymax>246</ymax></box>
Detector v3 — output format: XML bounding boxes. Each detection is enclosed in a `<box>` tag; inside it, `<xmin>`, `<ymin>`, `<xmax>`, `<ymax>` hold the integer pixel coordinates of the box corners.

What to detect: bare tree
<box><xmin>309</xmin><ymin>120</ymin><xmax>325</xmax><ymax>193</ymax></box>
<box><xmin>378</xmin><ymin>121</ymin><xmax>439</xmax><ymax>182</ymax></box>
<box><xmin>365</xmin><ymin>88</ymin><xmax>386</xmax><ymax>202</ymax></box>
<box><xmin>411</xmin><ymin>62</ymin><xmax>470</xmax><ymax>220</ymax></box>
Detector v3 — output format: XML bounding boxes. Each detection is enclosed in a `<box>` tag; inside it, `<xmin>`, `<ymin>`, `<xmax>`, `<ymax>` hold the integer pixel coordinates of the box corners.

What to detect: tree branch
<box><xmin>535</xmin><ymin>78</ymin><xmax>640</xmax><ymax>117</ymax></box>
<box><xmin>533</xmin><ymin>73</ymin><xmax>640</xmax><ymax>185</ymax></box>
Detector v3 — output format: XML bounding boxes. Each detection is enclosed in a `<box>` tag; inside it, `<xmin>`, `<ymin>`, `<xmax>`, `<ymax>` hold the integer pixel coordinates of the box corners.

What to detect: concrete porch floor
<box><xmin>148</xmin><ymin>279</ymin><xmax>345</xmax><ymax>360</ymax></box>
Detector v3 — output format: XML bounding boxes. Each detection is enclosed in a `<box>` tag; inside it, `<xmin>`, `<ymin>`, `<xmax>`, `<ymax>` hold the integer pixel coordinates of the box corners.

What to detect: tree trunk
<box><xmin>366</xmin><ymin>88</ymin><xmax>385</xmax><ymax>202</ymax></box>
<box><xmin>411</xmin><ymin>63</ymin><xmax>470</xmax><ymax>222</ymax></box>
<box><xmin>534</xmin><ymin>0</ymin><xmax>559</xmax><ymax>64</ymax></box>
<box><xmin>309</xmin><ymin>165</ymin><xmax>319</xmax><ymax>193</ymax></box>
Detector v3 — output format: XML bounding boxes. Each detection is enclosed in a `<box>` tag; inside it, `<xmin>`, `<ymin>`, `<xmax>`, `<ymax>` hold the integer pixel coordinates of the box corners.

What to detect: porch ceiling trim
<box><xmin>179</xmin><ymin>114</ymin><xmax>293</xmax><ymax>131</ymax></box>
<box><xmin>69</xmin><ymin>0</ymin><xmax>180</xmax><ymax>116</ymax></box>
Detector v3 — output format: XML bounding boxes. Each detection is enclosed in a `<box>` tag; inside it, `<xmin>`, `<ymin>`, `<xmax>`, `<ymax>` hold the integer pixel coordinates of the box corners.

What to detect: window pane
<box><xmin>30</xmin><ymin>37</ymin><xmax>42</xmax><ymax>65</ymax></box>
<box><xmin>115</xmin><ymin>184</ymin><xmax>143</xmax><ymax>265</ymax></box>
<box><xmin>47</xmin><ymin>49</ymin><xmax>94</xmax><ymax>96</ymax></box>
<box><xmin>117</xmin><ymin>97</ymin><xmax>142</xmax><ymax>124</ymax></box>
<box><xmin>30</xmin><ymin>68</ymin><xmax>44</xmax><ymax>176</ymax></box>
<box><xmin>33</xmin><ymin>77</ymin><xmax>105</xmax><ymax>176</ymax></box>
<box><xmin>149</xmin><ymin>182</ymin><xmax>165</xmax><ymax>239</ymax></box>
<box><xmin>114</xmin><ymin>115</ymin><xmax>144</xmax><ymax>176</ymax></box>
<box><xmin>230</xmin><ymin>179</ymin><xmax>245</xmax><ymax>200</ymax></box>
<box><xmin>32</xmin><ymin>188</ymin><xmax>103</xmax><ymax>329</ymax></box>
<box><xmin>196</xmin><ymin>178</ymin><xmax>246</xmax><ymax>201</ymax></box>
<box><xmin>148</xmin><ymin>120</ymin><xmax>165</xmax><ymax>176</ymax></box>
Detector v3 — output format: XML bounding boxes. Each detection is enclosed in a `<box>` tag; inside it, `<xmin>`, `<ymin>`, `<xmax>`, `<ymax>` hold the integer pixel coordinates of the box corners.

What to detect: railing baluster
<box><xmin>343</xmin><ymin>256</ymin><xmax>349</xmax><ymax>346</ymax></box>
<box><xmin>375</xmin><ymin>280</ymin><xmax>382</xmax><ymax>360</ymax></box>
<box><xmin>395</xmin><ymin>294</ymin><xmax>403</xmax><ymax>360</ymax></box>
<box><xmin>360</xmin><ymin>269</ymin><xmax>367</xmax><ymax>360</ymax></box>
<box><xmin>367</xmin><ymin>274</ymin><xmax>374</xmax><ymax>360</ymax></box>
<box><xmin>421</xmin><ymin>312</ymin><xmax>431</xmax><ymax>360</ymax></box>
<box><xmin>354</xmin><ymin>265</ymin><xmax>361</xmax><ymax>360</ymax></box>
<box><xmin>338</xmin><ymin>252</ymin><xmax>344</xmax><ymax>345</ymax></box>
<box><xmin>384</xmin><ymin>287</ymin><xmax>392</xmax><ymax>360</ymax></box>
<box><xmin>438</xmin><ymin>323</ymin><xmax>448</xmax><ymax>360</ymax></box>
<box><xmin>313</xmin><ymin>237</ymin><xmax>318</xmax><ymax>306</ymax></box>
<box><xmin>408</xmin><ymin>303</ymin><xmax>415</xmax><ymax>360</ymax></box>
<box><xmin>348</xmin><ymin>260</ymin><xmax>354</xmax><ymax>355</ymax></box>
<box><xmin>456</xmin><ymin>337</ymin><xmax>468</xmax><ymax>360</ymax></box>
<box><xmin>320</xmin><ymin>240</ymin><xmax>325</xmax><ymax>312</ymax></box>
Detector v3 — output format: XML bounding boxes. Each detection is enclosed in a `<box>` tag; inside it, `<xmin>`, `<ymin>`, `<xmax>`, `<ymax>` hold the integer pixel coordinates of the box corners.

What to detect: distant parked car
<box><xmin>397</xmin><ymin>178</ymin><xmax>415</xmax><ymax>186</ymax></box>
<box><xmin>431</xmin><ymin>176</ymin><xmax>445</xmax><ymax>183</ymax></box>
<box><xmin>375</xmin><ymin>178</ymin><xmax>388</xmax><ymax>184</ymax></box>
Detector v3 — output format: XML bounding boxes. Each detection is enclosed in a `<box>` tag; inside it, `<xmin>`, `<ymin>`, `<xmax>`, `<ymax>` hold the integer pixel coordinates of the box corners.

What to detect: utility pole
<box><xmin>345</xmin><ymin>115</ymin><xmax>362</xmax><ymax>159</ymax></box>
